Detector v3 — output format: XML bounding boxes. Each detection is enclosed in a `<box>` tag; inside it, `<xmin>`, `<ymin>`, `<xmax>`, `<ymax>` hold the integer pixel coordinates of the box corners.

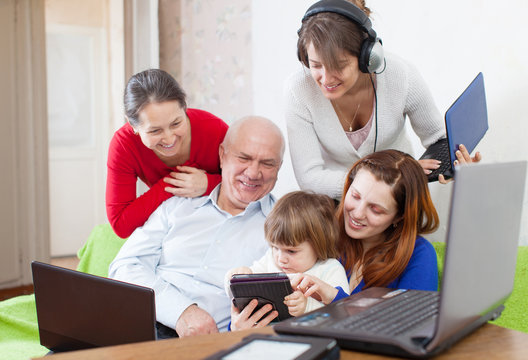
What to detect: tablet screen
<box><xmin>222</xmin><ymin>339</ymin><xmax>310</xmax><ymax>360</ymax></box>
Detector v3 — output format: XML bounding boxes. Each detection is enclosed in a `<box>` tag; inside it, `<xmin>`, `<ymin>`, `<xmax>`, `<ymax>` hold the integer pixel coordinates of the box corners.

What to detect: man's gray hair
<box><xmin>222</xmin><ymin>116</ymin><xmax>285</xmax><ymax>160</ymax></box>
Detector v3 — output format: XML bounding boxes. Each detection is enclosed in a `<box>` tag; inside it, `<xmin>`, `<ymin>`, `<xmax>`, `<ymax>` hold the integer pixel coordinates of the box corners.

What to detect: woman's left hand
<box><xmin>290</xmin><ymin>274</ymin><xmax>338</xmax><ymax>305</ymax></box>
<box><xmin>438</xmin><ymin>144</ymin><xmax>482</xmax><ymax>183</ymax></box>
<box><xmin>163</xmin><ymin>166</ymin><xmax>208</xmax><ymax>197</ymax></box>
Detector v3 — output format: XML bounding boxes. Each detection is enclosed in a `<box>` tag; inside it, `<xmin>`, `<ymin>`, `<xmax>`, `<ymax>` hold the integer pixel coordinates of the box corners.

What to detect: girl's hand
<box><xmin>284</xmin><ymin>290</ymin><xmax>307</xmax><ymax>317</ymax></box>
<box><xmin>290</xmin><ymin>274</ymin><xmax>338</xmax><ymax>305</ymax></box>
<box><xmin>230</xmin><ymin>300</ymin><xmax>278</xmax><ymax>331</ymax></box>
<box><xmin>163</xmin><ymin>166</ymin><xmax>208</xmax><ymax>197</ymax></box>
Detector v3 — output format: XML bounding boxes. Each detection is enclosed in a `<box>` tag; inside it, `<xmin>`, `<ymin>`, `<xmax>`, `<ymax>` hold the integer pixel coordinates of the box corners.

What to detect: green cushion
<box><xmin>489</xmin><ymin>246</ymin><xmax>528</xmax><ymax>332</ymax></box>
<box><xmin>0</xmin><ymin>295</ymin><xmax>48</xmax><ymax>360</ymax></box>
<box><xmin>432</xmin><ymin>242</ymin><xmax>528</xmax><ymax>333</ymax></box>
<box><xmin>76</xmin><ymin>224</ymin><xmax>127</xmax><ymax>277</ymax></box>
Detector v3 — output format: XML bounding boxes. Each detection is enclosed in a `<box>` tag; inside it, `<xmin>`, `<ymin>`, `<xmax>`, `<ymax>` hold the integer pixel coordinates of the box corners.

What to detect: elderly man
<box><xmin>108</xmin><ymin>116</ymin><xmax>285</xmax><ymax>337</ymax></box>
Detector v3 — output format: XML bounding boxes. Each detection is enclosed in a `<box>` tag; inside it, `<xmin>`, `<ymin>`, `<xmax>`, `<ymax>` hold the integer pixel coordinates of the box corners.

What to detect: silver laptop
<box><xmin>32</xmin><ymin>262</ymin><xmax>157</xmax><ymax>352</ymax></box>
<box><xmin>274</xmin><ymin>161</ymin><xmax>526</xmax><ymax>358</ymax></box>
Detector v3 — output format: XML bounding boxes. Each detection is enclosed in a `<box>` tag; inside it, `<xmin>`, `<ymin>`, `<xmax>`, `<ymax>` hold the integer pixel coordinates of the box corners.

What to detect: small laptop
<box><xmin>31</xmin><ymin>261</ymin><xmax>157</xmax><ymax>352</ymax></box>
<box><xmin>420</xmin><ymin>72</ymin><xmax>488</xmax><ymax>181</ymax></box>
<box><xmin>274</xmin><ymin>160</ymin><xmax>526</xmax><ymax>358</ymax></box>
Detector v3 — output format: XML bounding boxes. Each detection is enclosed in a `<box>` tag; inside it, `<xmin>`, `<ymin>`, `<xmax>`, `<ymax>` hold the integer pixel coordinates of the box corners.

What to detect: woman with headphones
<box><xmin>286</xmin><ymin>0</ymin><xmax>480</xmax><ymax>200</ymax></box>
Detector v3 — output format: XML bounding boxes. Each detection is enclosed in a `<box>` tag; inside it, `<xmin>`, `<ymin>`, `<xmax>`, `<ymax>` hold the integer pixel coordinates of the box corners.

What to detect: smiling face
<box><xmin>306</xmin><ymin>42</ymin><xmax>362</xmax><ymax>101</ymax></box>
<box><xmin>133</xmin><ymin>101</ymin><xmax>190</xmax><ymax>161</ymax></box>
<box><xmin>343</xmin><ymin>169</ymin><xmax>399</xmax><ymax>250</ymax></box>
<box><xmin>271</xmin><ymin>241</ymin><xmax>318</xmax><ymax>274</ymax></box>
<box><xmin>217</xmin><ymin>118</ymin><xmax>283</xmax><ymax>215</ymax></box>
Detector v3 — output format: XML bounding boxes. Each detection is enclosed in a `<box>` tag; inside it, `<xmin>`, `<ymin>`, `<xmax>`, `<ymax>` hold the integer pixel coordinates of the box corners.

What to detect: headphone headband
<box><xmin>299</xmin><ymin>0</ymin><xmax>384</xmax><ymax>74</ymax></box>
<box><xmin>302</xmin><ymin>0</ymin><xmax>377</xmax><ymax>40</ymax></box>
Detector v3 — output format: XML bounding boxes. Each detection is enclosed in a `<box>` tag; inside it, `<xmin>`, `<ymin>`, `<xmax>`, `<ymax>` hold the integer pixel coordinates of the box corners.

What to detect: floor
<box><xmin>0</xmin><ymin>256</ymin><xmax>79</xmax><ymax>301</ymax></box>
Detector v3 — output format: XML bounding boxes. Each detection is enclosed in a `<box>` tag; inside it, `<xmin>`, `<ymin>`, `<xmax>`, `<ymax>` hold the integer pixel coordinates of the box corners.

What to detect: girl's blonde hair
<box><xmin>264</xmin><ymin>191</ymin><xmax>339</xmax><ymax>260</ymax></box>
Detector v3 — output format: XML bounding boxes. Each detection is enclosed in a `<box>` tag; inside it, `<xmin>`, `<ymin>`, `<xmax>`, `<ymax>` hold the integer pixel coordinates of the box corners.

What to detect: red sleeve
<box><xmin>186</xmin><ymin>109</ymin><xmax>228</xmax><ymax>195</ymax></box>
<box><xmin>105</xmin><ymin>128</ymin><xmax>172</xmax><ymax>238</ymax></box>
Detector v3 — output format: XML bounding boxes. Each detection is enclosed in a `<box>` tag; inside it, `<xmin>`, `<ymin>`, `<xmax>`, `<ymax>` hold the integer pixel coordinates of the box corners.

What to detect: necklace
<box><xmin>348</xmin><ymin>103</ymin><xmax>361</xmax><ymax>132</ymax></box>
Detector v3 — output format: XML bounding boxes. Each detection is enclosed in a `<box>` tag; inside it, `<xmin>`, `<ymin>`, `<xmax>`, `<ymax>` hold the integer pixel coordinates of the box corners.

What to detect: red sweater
<box><xmin>106</xmin><ymin>108</ymin><xmax>228</xmax><ymax>238</ymax></box>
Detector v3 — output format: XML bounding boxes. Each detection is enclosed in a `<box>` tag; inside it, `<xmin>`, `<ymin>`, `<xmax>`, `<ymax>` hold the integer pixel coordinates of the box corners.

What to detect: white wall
<box><xmin>252</xmin><ymin>0</ymin><xmax>528</xmax><ymax>245</ymax></box>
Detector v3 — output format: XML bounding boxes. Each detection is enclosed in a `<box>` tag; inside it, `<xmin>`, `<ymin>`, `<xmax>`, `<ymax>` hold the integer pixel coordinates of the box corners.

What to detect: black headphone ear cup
<box><xmin>358</xmin><ymin>39</ymin><xmax>374</xmax><ymax>73</ymax></box>
<box><xmin>359</xmin><ymin>39</ymin><xmax>384</xmax><ymax>73</ymax></box>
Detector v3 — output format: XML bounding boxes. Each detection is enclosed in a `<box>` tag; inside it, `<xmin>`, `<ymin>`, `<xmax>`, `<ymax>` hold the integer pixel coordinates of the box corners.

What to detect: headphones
<box><xmin>299</xmin><ymin>0</ymin><xmax>385</xmax><ymax>74</ymax></box>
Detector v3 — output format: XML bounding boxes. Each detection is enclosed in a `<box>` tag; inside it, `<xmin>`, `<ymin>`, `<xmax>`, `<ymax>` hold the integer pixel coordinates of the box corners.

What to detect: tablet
<box><xmin>204</xmin><ymin>334</ymin><xmax>339</xmax><ymax>360</ymax></box>
<box><xmin>230</xmin><ymin>272</ymin><xmax>293</xmax><ymax>321</ymax></box>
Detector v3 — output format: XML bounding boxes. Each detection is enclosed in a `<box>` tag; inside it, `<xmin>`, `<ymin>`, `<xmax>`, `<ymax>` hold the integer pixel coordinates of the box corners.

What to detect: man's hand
<box><xmin>230</xmin><ymin>300</ymin><xmax>278</xmax><ymax>331</ymax></box>
<box><xmin>175</xmin><ymin>304</ymin><xmax>218</xmax><ymax>337</ymax></box>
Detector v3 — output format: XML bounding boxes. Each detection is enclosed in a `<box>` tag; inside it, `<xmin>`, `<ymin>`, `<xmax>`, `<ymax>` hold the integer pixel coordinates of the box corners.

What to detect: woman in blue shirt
<box><xmin>289</xmin><ymin>149</ymin><xmax>439</xmax><ymax>305</ymax></box>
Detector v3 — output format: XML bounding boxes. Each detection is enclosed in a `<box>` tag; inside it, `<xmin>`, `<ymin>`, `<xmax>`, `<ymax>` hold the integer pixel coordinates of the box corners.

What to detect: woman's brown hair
<box><xmin>336</xmin><ymin>150</ymin><xmax>439</xmax><ymax>288</ymax></box>
<box><xmin>265</xmin><ymin>191</ymin><xmax>339</xmax><ymax>260</ymax></box>
<box><xmin>297</xmin><ymin>0</ymin><xmax>372</xmax><ymax>73</ymax></box>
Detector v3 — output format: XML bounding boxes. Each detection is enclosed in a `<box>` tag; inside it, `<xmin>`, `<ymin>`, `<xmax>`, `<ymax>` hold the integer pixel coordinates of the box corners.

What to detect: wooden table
<box><xmin>36</xmin><ymin>323</ymin><xmax>528</xmax><ymax>359</ymax></box>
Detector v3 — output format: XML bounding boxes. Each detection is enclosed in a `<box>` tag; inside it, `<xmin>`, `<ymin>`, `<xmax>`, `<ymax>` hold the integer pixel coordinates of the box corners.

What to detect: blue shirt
<box><xmin>334</xmin><ymin>236</ymin><xmax>438</xmax><ymax>301</ymax></box>
<box><xmin>108</xmin><ymin>185</ymin><xmax>274</xmax><ymax>331</ymax></box>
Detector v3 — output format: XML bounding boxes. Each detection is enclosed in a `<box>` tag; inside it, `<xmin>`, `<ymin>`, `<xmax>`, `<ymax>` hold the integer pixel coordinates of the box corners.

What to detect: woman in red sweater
<box><xmin>106</xmin><ymin>69</ymin><xmax>228</xmax><ymax>238</ymax></box>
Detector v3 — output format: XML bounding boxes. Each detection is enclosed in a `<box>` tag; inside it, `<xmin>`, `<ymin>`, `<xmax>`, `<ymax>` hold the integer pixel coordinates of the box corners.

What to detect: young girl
<box><xmin>227</xmin><ymin>191</ymin><xmax>349</xmax><ymax>329</ymax></box>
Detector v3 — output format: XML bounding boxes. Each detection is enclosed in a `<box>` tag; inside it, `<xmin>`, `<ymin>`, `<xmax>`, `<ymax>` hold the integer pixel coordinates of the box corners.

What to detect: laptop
<box><xmin>274</xmin><ymin>160</ymin><xmax>526</xmax><ymax>358</ymax></box>
<box><xmin>31</xmin><ymin>261</ymin><xmax>157</xmax><ymax>352</ymax></box>
<box><xmin>420</xmin><ymin>72</ymin><xmax>488</xmax><ymax>182</ymax></box>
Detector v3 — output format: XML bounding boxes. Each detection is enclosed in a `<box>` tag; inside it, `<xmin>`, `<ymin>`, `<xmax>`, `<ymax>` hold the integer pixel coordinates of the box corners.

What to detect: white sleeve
<box><xmin>404</xmin><ymin>62</ymin><xmax>445</xmax><ymax>148</ymax></box>
<box><xmin>108</xmin><ymin>203</ymin><xmax>194</xmax><ymax>329</ymax></box>
<box><xmin>249</xmin><ymin>248</ymin><xmax>274</xmax><ymax>273</ymax></box>
<box><xmin>284</xmin><ymin>76</ymin><xmax>348</xmax><ymax>200</ymax></box>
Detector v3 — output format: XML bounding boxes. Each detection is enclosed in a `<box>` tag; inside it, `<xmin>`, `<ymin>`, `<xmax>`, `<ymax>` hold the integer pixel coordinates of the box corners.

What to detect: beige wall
<box><xmin>46</xmin><ymin>0</ymin><xmax>105</xmax><ymax>27</ymax></box>
<box><xmin>159</xmin><ymin>0</ymin><xmax>253</xmax><ymax>124</ymax></box>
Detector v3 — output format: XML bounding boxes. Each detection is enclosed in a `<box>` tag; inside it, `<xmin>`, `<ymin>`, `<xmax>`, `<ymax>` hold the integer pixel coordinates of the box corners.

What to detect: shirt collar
<box><xmin>195</xmin><ymin>184</ymin><xmax>276</xmax><ymax>217</ymax></box>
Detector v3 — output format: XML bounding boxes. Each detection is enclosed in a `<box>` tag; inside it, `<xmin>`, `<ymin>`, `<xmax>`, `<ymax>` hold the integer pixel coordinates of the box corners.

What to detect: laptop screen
<box><xmin>32</xmin><ymin>262</ymin><xmax>156</xmax><ymax>352</ymax></box>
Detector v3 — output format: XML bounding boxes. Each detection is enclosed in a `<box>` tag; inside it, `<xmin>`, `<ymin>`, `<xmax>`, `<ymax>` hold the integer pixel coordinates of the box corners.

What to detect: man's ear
<box><xmin>219</xmin><ymin>144</ymin><xmax>225</xmax><ymax>169</ymax></box>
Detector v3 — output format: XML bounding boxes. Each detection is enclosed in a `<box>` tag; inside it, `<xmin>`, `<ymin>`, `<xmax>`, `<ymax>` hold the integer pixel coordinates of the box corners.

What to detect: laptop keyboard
<box><xmin>428</xmin><ymin>150</ymin><xmax>451</xmax><ymax>179</ymax></box>
<box><xmin>420</xmin><ymin>138</ymin><xmax>453</xmax><ymax>181</ymax></box>
<box><xmin>331</xmin><ymin>291</ymin><xmax>439</xmax><ymax>336</ymax></box>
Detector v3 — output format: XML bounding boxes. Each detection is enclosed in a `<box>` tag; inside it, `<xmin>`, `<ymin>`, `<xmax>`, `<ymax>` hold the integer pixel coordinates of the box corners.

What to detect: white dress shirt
<box><xmin>108</xmin><ymin>185</ymin><xmax>274</xmax><ymax>332</ymax></box>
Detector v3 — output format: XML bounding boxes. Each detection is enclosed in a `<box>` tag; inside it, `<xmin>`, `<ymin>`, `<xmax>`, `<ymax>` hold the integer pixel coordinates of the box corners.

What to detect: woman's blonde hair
<box><xmin>264</xmin><ymin>191</ymin><xmax>339</xmax><ymax>260</ymax></box>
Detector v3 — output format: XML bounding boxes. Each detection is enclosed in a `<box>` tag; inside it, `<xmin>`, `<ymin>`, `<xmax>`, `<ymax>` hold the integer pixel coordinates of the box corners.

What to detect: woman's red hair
<box><xmin>337</xmin><ymin>150</ymin><xmax>439</xmax><ymax>288</ymax></box>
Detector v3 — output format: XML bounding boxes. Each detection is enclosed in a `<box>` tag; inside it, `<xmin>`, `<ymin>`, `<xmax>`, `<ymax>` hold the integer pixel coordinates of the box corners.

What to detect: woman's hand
<box><xmin>163</xmin><ymin>166</ymin><xmax>208</xmax><ymax>197</ymax></box>
<box><xmin>438</xmin><ymin>144</ymin><xmax>482</xmax><ymax>183</ymax></box>
<box><xmin>230</xmin><ymin>300</ymin><xmax>278</xmax><ymax>331</ymax></box>
<box><xmin>284</xmin><ymin>290</ymin><xmax>307</xmax><ymax>317</ymax></box>
<box><xmin>290</xmin><ymin>274</ymin><xmax>338</xmax><ymax>305</ymax></box>
<box><xmin>418</xmin><ymin>159</ymin><xmax>441</xmax><ymax>176</ymax></box>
